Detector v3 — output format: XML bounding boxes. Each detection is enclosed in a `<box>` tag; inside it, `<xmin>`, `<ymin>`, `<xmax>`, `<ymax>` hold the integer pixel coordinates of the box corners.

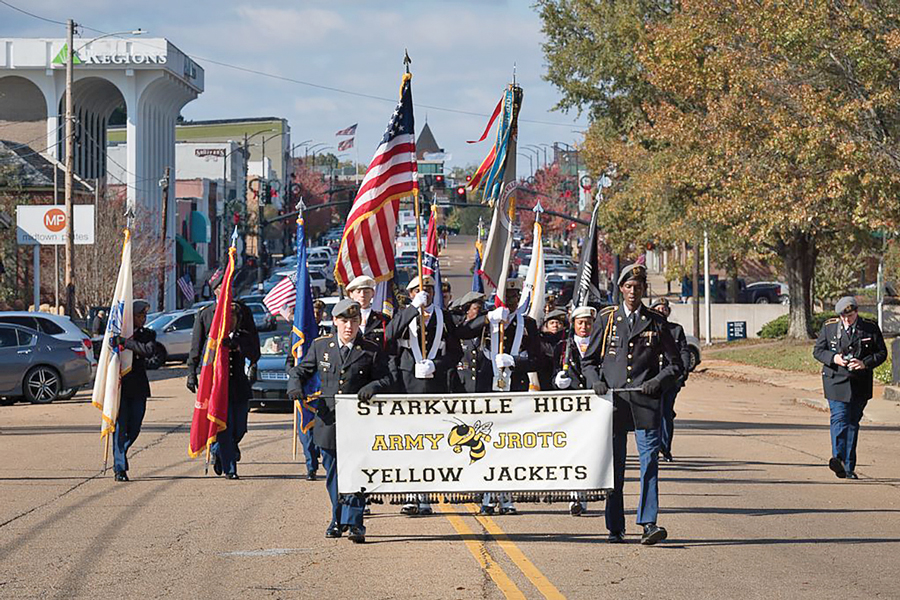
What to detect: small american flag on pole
<box><xmin>177</xmin><ymin>273</ymin><xmax>194</xmax><ymax>303</ymax></box>
<box><xmin>262</xmin><ymin>272</ymin><xmax>297</xmax><ymax>315</ymax></box>
<box><xmin>335</xmin><ymin>123</ymin><xmax>358</xmax><ymax>136</ymax></box>
<box><xmin>337</xmin><ymin>138</ymin><xmax>354</xmax><ymax>151</ymax></box>
<box><xmin>334</xmin><ymin>73</ymin><xmax>416</xmax><ymax>286</ymax></box>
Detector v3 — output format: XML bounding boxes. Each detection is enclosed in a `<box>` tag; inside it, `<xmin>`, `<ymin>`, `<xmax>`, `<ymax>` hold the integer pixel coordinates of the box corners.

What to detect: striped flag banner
<box><xmin>177</xmin><ymin>273</ymin><xmax>194</xmax><ymax>303</ymax></box>
<box><xmin>335</xmin><ymin>123</ymin><xmax>358</xmax><ymax>136</ymax></box>
<box><xmin>262</xmin><ymin>272</ymin><xmax>297</xmax><ymax>315</ymax></box>
<box><xmin>334</xmin><ymin>72</ymin><xmax>416</xmax><ymax>287</ymax></box>
<box><xmin>338</xmin><ymin>138</ymin><xmax>354</xmax><ymax>151</ymax></box>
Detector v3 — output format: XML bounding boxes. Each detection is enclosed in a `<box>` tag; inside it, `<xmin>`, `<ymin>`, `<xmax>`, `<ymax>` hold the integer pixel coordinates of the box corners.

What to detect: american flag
<box><xmin>334</xmin><ymin>73</ymin><xmax>416</xmax><ymax>286</ymax></box>
<box><xmin>335</xmin><ymin>123</ymin><xmax>358</xmax><ymax>136</ymax></box>
<box><xmin>262</xmin><ymin>272</ymin><xmax>297</xmax><ymax>316</ymax></box>
<box><xmin>177</xmin><ymin>273</ymin><xmax>194</xmax><ymax>303</ymax></box>
<box><xmin>337</xmin><ymin>137</ymin><xmax>354</xmax><ymax>151</ymax></box>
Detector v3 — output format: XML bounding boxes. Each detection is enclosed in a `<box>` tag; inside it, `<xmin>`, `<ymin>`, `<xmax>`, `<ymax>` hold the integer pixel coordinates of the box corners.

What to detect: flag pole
<box><xmin>205</xmin><ymin>444</ymin><xmax>210</xmax><ymax>476</ymax></box>
<box><xmin>293</xmin><ymin>402</ymin><xmax>299</xmax><ymax>461</ymax></box>
<box><xmin>102</xmin><ymin>433</ymin><xmax>110</xmax><ymax>473</ymax></box>
<box><xmin>292</xmin><ymin>197</ymin><xmax>305</xmax><ymax>461</ymax></box>
<box><xmin>405</xmin><ymin>50</ymin><xmax>427</xmax><ymax>358</ymax></box>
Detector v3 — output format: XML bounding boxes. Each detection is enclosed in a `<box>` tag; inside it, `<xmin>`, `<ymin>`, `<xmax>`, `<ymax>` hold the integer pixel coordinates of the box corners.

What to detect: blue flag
<box><xmin>471</xmin><ymin>243</ymin><xmax>485</xmax><ymax>293</ymax></box>
<box><xmin>291</xmin><ymin>216</ymin><xmax>321</xmax><ymax>433</ymax></box>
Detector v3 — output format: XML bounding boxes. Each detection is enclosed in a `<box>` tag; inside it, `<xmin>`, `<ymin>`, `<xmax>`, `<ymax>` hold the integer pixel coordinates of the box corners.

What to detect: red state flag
<box><xmin>189</xmin><ymin>246</ymin><xmax>236</xmax><ymax>457</ymax></box>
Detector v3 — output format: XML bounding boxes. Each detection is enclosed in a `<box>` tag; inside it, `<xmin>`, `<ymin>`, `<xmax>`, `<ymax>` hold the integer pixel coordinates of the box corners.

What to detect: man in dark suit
<box><xmin>287</xmin><ymin>299</ymin><xmax>392</xmax><ymax>543</ymax></box>
<box><xmin>111</xmin><ymin>300</ymin><xmax>158</xmax><ymax>482</ymax></box>
<box><xmin>650</xmin><ymin>298</ymin><xmax>692</xmax><ymax>462</ymax></box>
<box><xmin>583</xmin><ymin>264</ymin><xmax>683</xmax><ymax>545</ymax></box>
<box><xmin>813</xmin><ymin>296</ymin><xmax>887</xmax><ymax>480</ymax></box>
<box><xmin>186</xmin><ymin>272</ymin><xmax>261</xmax><ymax>480</ymax></box>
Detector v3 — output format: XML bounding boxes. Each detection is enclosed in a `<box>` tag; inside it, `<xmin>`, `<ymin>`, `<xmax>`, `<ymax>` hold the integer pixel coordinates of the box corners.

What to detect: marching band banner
<box><xmin>336</xmin><ymin>391</ymin><xmax>614</xmax><ymax>500</ymax></box>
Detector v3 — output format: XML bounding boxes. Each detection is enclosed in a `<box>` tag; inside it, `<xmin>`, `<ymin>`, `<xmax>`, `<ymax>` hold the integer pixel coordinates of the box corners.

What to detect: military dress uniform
<box><xmin>650</xmin><ymin>299</ymin><xmax>692</xmax><ymax>461</ymax></box>
<box><xmin>287</xmin><ymin>299</ymin><xmax>392</xmax><ymax>542</ymax></box>
<box><xmin>112</xmin><ymin>300</ymin><xmax>158</xmax><ymax>481</ymax></box>
<box><xmin>449</xmin><ymin>291</ymin><xmax>486</xmax><ymax>393</ymax></box>
<box><xmin>583</xmin><ymin>264</ymin><xmax>683</xmax><ymax>544</ymax></box>
<box><xmin>812</xmin><ymin>296</ymin><xmax>887</xmax><ymax>479</ymax></box>
<box><xmin>539</xmin><ymin>309</ymin><xmax>568</xmax><ymax>392</ymax></box>
<box><xmin>187</xmin><ymin>300</ymin><xmax>261</xmax><ymax>479</ymax></box>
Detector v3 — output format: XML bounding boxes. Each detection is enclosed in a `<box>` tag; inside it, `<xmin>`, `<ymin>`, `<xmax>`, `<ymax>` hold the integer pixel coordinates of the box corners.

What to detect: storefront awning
<box><xmin>176</xmin><ymin>235</ymin><xmax>205</xmax><ymax>265</ymax></box>
<box><xmin>190</xmin><ymin>210</ymin><xmax>210</xmax><ymax>243</ymax></box>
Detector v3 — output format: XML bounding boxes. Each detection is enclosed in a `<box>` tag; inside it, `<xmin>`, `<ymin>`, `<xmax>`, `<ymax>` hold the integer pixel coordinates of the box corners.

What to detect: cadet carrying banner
<box><xmin>336</xmin><ymin>391</ymin><xmax>613</xmax><ymax>504</ymax></box>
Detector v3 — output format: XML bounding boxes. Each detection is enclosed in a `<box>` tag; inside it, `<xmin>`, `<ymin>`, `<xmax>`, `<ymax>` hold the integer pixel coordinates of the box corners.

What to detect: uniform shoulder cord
<box><xmin>600</xmin><ymin>310</ymin><xmax>615</xmax><ymax>358</ymax></box>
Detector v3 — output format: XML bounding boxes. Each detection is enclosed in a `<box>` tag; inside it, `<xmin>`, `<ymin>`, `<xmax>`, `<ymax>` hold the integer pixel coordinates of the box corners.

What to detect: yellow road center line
<box><xmin>465</xmin><ymin>503</ymin><xmax>566</xmax><ymax>600</ymax></box>
<box><xmin>437</xmin><ymin>501</ymin><xmax>526</xmax><ymax>600</ymax></box>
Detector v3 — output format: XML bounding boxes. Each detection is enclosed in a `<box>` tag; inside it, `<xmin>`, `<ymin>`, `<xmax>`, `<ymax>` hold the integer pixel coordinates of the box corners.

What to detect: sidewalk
<box><xmin>699</xmin><ymin>358</ymin><xmax>900</xmax><ymax>425</ymax></box>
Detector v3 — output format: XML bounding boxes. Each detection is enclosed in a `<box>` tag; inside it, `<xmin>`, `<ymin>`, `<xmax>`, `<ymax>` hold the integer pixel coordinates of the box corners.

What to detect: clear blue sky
<box><xmin>1</xmin><ymin>0</ymin><xmax>588</xmax><ymax>170</ymax></box>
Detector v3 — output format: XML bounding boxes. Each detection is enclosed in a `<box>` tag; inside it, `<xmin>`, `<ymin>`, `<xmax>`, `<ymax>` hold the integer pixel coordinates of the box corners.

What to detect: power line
<box><xmin>0</xmin><ymin>1</ymin><xmax>585</xmax><ymax>131</ymax></box>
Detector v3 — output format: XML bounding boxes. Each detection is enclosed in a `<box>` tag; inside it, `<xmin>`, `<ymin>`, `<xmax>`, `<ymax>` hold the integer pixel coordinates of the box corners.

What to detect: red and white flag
<box><xmin>338</xmin><ymin>138</ymin><xmax>354</xmax><ymax>151</ymax></box>
<box><xmin>334</xmin><ymin>73</ymin><xmax>416</xmax><ymax>286</ymax></box>
<box><xmin>335</xmin><ymin>123</ymin><xmax>358</xmax><ymax>136</ymax></box>
<box><xmin>262</xmin><ymin>273</ymin><xmax>297</xmax><ymax>315</ymax></box>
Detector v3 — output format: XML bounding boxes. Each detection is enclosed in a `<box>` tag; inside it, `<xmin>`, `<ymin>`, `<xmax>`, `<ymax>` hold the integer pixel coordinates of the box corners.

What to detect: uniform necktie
<box><xmin>340</xmin><ymin>345</ymin><xmax>350</xmax><ymax>363</ymax></box>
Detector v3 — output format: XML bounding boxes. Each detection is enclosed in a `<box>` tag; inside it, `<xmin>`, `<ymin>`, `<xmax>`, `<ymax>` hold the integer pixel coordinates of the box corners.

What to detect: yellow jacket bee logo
<box><xmin>448</xmin><ymin>419</ymin><xmax>493</xmax><ymax>464</ymax></box>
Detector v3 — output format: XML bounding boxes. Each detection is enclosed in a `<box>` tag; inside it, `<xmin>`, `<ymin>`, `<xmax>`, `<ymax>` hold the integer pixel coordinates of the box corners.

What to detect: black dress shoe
<box><xmin>661</xmin><ymin>449</ymin><xmax>674</xmax><ymax>462</ymax></box>
<box><xmin>829</xmin><ymin>457</ymin><xmax>847</xmax><ymax>479</ymax></box>
<box><xmin>641</xmin><ymin>524</ymin><xmax>668</xmax><ymax>545</ymax></box>
<box><xmin>306</xmin><ymin>471</ymin><xmax>317</xmax><ymax>481</ymax></box>
<box><xmin>845</xmin><ymin>471</ymin><xmax>859</xmax><ymax>479</ymax></box>
<box><xmin>213</xmin><ymin>455</ymin><xmax>223</xmax><ymax>476</ymax></box>
<box><xmin>478</xmin><ymin>505</ymin><xmax>494</xmax><ymax>516</ymax></box>
<box><xmin>607</xmin><ymin>531</ymin><xmax>626</xmax><ymax>543</ymax></box>
<box><xmin>114</xmin><ymin>471</ymin><xmax>129</xmax><ymax>482</ymax></box>
<box><xmin>325</xmin><ymin>525</ymin><xmax>342</xmax><ymax>539</ymax></box>
<box><xmin>347</xmin><ymin>526</ymin><xmax>366</xmax><ymax>543</ymax></box>
<box><xmin>569</xmin><ymin>502</ymin><xmax>584</xmax><ymax>516</ymax></box>
<box><xmin>225</xmin><ymin>472</ymin><xmax>240</xmax><ymax>480</ymax></box>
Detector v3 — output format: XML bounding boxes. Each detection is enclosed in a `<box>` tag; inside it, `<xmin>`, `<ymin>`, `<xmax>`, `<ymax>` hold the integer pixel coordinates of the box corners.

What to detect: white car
<box><xmin>145</xmin><ymin>309</ymin><xmax>199</xmax><ymax>369</ymax></box>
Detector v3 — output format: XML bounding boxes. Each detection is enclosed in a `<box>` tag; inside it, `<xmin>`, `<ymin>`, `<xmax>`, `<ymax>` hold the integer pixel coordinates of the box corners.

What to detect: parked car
<box><xmin>684</xmin><ymin>335</ymin><xmax>702</xmax><ymax>371</ymax></box>
<box><xmin>0</xmin><ymin>323</ymin><xmax>92</xmax><ymax>405</ymax></box>
<box><xmin>0</xmin><ymin>311</ymin><xmax>96</xmax><ymax>399</ymax></box>
<box><xmin>395</xmin><ymin>255</ymin><xmax>418</xmax><ymax>269</ymax></box>
<box><xmin>250</xmin><ymin>331</ymin><xmax>292</xmax><ymax>410</ymax></box>
<box><xmin>145</xmin><ymin>309</ymin><xmax>198</xmax><ymax>369</ymax></box>
<box><xmin>546</xmin><ymin>275</ymin><xmax>575</xmax><ymax>305</ymax></box>
<box><xmin>518</xmin><ymin>256</ymin><xmax>576</xmax><ymax>278</ymax></box>
<box><xmin>246</xmin><ymin>302</ymin><xmax>276</xmax><ymax>332</ymax></box>
<box><xmin>714</xmin><ymin>279</ymin><xmax>783</xmax><ymax>304</ymax></box>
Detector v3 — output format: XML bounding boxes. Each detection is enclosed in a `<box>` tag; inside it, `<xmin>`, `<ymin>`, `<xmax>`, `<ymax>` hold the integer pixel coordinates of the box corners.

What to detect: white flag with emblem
<box><xmin>91</xmin><ymin>229</ymin><xmax>134</xmax><ymax>437</ymax></box>
<box><xmin>520</xmin><ymin>209</ymin><xmax>546</xmax><ymax>390</ymax></box>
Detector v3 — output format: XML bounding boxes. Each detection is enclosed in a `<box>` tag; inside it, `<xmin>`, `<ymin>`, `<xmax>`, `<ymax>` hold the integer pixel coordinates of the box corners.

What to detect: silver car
<box><xmin>0</xmin><ymin>323</ymin><xmax>92</xmax><ymax>405</ymax></box>
<box><xmin>145</xmin><ymin>309</ymin><xmax>198</xmax><ymax>369</ymax></box>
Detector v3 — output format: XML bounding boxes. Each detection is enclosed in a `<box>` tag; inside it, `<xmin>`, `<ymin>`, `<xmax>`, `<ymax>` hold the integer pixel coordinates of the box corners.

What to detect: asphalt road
<box><xmin>1</xmin><ymin>236</ymin><xmax>899</xmax><ymax>599</ymax></box>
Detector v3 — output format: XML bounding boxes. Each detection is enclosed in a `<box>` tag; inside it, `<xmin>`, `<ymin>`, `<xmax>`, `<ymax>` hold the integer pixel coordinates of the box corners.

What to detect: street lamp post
<box><xmin>523</xmin><ymin>145</ymin><xmax>542</xmax><ymax>171</ymax></box>
<box><xmin>257</xmin><ymin>131</ymin><xmax>287</xmax><ymax>289</ymax></box>
<box><xmin>517</xmin><ymin>152</ymin><xmax>534</xmax><ymax>177</ymax></box>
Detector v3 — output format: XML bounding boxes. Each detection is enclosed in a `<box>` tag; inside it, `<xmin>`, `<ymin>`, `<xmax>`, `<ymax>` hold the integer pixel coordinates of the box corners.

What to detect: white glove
<box><xmin>411</xmin><ymin>291</ymin><xmax>428</xmax><ymax>309</ymax></box>
<box><xmin>554</xmin><ymin>372</ymin><xmax>572</xmax><ymax>389</ymax></box>
<box><xmin>494</xmin><ymin>353</ymin><xmax>515</xmax><ymax>369</ymax></box>
<box><xmin>488</xmin><ymin>306</ymin><xmax>509</xmax><ymax>324</ymax></box>
<box><xmin>414</xmin><ymin>359</ymin><xmax>436</xmax><ymax>379</ymax></box>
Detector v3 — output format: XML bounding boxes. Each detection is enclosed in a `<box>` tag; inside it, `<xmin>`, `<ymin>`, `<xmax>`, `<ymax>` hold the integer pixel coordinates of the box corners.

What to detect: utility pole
<box><xmin>692</xmin><ymin>236</ymin><xmax>701</xmax><ymax>339</ymax></box>
<box><xmin>64</xmin><ymin>18</ymin><xmax>76</xmax><ymax>317</ymax></box>
<box><xmin>158</xmin><ymin>166</ymin><xmax>171</xmax><ymax>312</ymax></box>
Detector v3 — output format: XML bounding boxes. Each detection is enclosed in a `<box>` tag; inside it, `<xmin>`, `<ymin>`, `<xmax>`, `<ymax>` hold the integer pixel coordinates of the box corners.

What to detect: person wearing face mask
<box><xmin>288</xmin><ymin>299</ymin><xmax>392</xmax><ymax>543</ymax></box>
<box><xmin>649</xmin><ymin>298</ymin><xmax>692</xmax><ymax>462</ymax></box>
<box><xmin>384</xmin><ymin>275</ymin><xmax>463</xmax><ymax>516</ymax></box>
<box><xmin>813</xmin><ymin>296</ymin><xmax>886</xmax><ymax>480</ymax></box>
<box><xmin>583</xmin><ymin>264</ymin><xmax>683</xmax><ymax>545</ymax></box>
<box><xmin>552</xmin><ymin>304</ymin><xmax>597</xmax><ymax>515</ymax></box>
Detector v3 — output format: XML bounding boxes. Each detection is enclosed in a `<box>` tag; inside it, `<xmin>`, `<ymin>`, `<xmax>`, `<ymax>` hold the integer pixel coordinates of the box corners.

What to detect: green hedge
<box><xmin>758</xmin><ymin>311</ymin><xmax>877</xmax><ymax>338</ymax></box>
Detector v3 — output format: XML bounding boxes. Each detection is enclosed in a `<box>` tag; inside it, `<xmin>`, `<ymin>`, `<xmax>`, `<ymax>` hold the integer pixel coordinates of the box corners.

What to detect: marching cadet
<box><xmin>457</xmin><ymin>278</ymin><xmax>541</xmax><ymax>515</ymax></box>
<box><xmin>552</xmin><ymin>305</ymin><xmax>596</xmax><ymax>515</ymax></box>
<box><xmin>346</xmin><ymin>275</ymin><xmax>389</xmax><ymax>348</ymax></box>
<box><xmin>583</xmin><ymin>264</ymin><xmax>683</xmax><ymax>545</ymax></box>
<box><xmin>812</xmin><ymin>296</ymin><xmax>887</xmax><ymax>480</ymax></box>
<box><xmin>538</xmin><ymin>309</ymin><xmax>568</xmax><ymax>391</ymax></box>
<box><xmin>288</xmin><ymin>299</ymin><xmax>392</xmax><ymax>543</ymax></box>
<box><xmin>313</xmin><ymin>299</ymin><xmax>329</xmax><ymax>337</ymax></box>
<box><xmin>385</xmin><ymin>275</ymin><xmax>463</xmax><ymax>515</ymax></box>
<box><xmin>110</xmin><ymin>300</ymin><xmax>158</xmax><ymax>482</ymax></box>
<box><xmin>186</xmin><ymin>272</ymin><xmax>261</xmax><ymax>480</ymax></box>
<box><xmin>448</xmin><ymin>291</ymin><xmax>486</xmax><ymax>393</ymax></box>
<box><xmin>649</xmin><ymin>298</ymin><xmax>692</xmax><ymax>462</ymax></box>
<box><xmin>442</xmin><ymin>281</ymin><xmax>453</xmax><ymax>307</ymax></box>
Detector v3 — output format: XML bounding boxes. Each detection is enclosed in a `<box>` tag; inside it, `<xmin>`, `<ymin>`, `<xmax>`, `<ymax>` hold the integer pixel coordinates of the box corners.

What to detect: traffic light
<box><xmin>262</xmin><ymin>181</ymin><xmax>271</xmax><ymax>204</ymax></box>
<box><xmin>435</xmin><ymin>174</ymin><xmax>445</xmax><ymax>188</ymax></box>
<box><xmin>455</xmin><ymin>185</ymin><xmax>467</xmax><ymax>202</ymax></box>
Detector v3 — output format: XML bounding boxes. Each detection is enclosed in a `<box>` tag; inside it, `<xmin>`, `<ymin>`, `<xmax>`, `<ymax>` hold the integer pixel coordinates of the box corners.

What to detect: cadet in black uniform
<box><xmin>346</xmin><ymin>275</ymin><xmax>389</xmax><ymax>349</ymax></box>
<box><xmin>287</xmin><ymin>299</ymin><xmax>392</xmax><ymax>543</ymax></box>
<box><xmin>552</xmin><ymin>305</ymin><xmax>597</xmax><ymax>515</ymax></box>
<box><xmin>813</xmin><ymin>296</ymin><xmax>887</xmax><ymax>479</ymax></box>
<box><xmin>583</xmin><ymin>264</ymin><xmax>683</xmax><ymax>545</ymax></box>
<box><xmin>448</xmin><ymin>291</ymin><xmax>485</xmax><ymax>393</ymax></box>
<box><xmin>539</xmin><ymin>309</ymin><xmax>568</xmax><ymax>391</ymax></box>
<box><xmin>186</xmin><ymin>273</ymin><xmax>261</xmax><ymax>479</ymax></box>
<box><xmin>649</xmin><ymin>298</ymin><xmax>692</xmax><ymax>462</ymax></box>
<box><xmin>111</xmin><ymin>300</ymin><xmax>158</xmax><ymax>482</ymax></box>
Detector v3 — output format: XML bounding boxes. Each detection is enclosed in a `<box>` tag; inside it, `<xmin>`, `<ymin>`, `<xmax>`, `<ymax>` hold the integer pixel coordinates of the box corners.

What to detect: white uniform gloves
<box><xmin>414</xmin><ymin>359</ymin><xmax>436</xmax><ymax>379</ymax></box>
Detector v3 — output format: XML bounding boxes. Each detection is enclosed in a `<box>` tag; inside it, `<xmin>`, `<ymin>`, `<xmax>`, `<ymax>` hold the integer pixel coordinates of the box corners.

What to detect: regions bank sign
<box><xmin>52</xmin><ymin>44</ymin><xmax>167</xmax><ymax>66</ymax></box>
